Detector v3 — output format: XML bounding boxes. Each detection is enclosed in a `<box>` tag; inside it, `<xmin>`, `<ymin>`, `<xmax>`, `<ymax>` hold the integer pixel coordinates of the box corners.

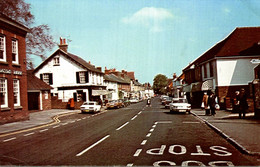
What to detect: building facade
<box><xmin>33</xmin><ymin>38</ymin><xmax>105</xmax><ymax>107</ymax></box>
<box><xmin>0</xmin><ymin>13</ymin><xmax>29</xmax><ymax>124</ymax></box>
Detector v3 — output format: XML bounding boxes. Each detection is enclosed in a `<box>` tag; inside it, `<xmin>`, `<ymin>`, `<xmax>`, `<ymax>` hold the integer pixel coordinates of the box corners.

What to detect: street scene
<box><xmin>1</xmin><ymin>0</ymin><xmax>260</xmax><ymax>166</ymax></box>
<box><xmin>0</xmin><ymin>98</ymin><xmax>259</xmax><ymax>166</ymax></box>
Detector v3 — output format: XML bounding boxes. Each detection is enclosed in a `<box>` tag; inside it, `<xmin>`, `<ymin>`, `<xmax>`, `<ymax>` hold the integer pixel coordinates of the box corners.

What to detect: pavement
<box><xmin>0</xmin><ymin>107</ymin><xmax>259</xmax><ymax>158</ymax></box>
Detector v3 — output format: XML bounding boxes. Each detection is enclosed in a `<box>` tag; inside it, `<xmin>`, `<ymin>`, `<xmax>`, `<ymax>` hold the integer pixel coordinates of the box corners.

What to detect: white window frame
<box><xmin>0</xmin><ymin>35</ymin><xmax>6</xmax><ymax>62</ymax></box>
<box><xmin>13</xmin><ymin>79</ymin><xmax>20</xmax><ymax>106</ymax></box>
<box><xmin>0</xmin><ymin>78</ymin><xmax>8</xmax><ymax>108</ymax></box>
<box><xmin>53</xmin><ymin>56</ymin><xmax>60</xmax><ymax>66</ymax></box>
<box><xmin>12</xmin><ymin>39</ymin><xmax>19</xmax><ymax>64</ymax></box>
<box><xmin>43</xmin><ymin>74</ymin><xmax>50</xmax><ymax>85</ymax></box>
<box><xmin>79</xmin><ymin>72</ymin><xmax>86</xmax><ymax>83</ymax></box>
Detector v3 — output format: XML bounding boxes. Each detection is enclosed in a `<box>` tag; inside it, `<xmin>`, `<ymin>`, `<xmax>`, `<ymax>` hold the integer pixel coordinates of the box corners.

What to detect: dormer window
<box><xmin>53</xmin><ymin>56</ymin><xmax>60</xmax><ymax>66</ymax></box>
<box><xmin>12</xmin><ymin>39</ymin><xmax>19</xmax><ymax>64</ymax></box>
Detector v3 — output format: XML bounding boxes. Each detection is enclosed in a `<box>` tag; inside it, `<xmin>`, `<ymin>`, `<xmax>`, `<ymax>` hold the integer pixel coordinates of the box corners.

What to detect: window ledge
<box><xmin>0</xmin><ymin>61</ymin><xmax>8</xmax><ymax>65</ymax></box>
<box><xmin>1</xmin><ymin>107</ymin><xmax>11</xmax><ymax>112</ymax></box>
<box><xmin>14</xmin><ymin>106</ymin><xmax>23</xmax><ymax>110</ymax></box>
<box><xmin>12</xmin><ymin>63</ymin><xmax>21</xmax><ymax>67</ymax></box>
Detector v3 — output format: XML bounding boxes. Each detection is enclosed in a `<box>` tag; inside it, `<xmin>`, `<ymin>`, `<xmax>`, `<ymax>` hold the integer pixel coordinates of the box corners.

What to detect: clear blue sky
<box><xmin>26</xmin><ymin>0</ymin><xmax>260</xmax><ymax>84</ymax></box>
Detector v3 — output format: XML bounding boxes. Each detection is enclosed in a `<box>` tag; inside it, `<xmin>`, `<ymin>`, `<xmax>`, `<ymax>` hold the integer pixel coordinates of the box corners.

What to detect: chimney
<box><xmin>173</xmin><ymin>73</ymin><xmax>177</xmax><ymax>79</ymax></box>
<box><xmin>97</xmin><ymin>67</ymin><xmax>102</xmax><ymax>72</ymax></box>
<box><xmin>58</xmin><ymin>37</ymin><xmax>68</xmax><ymax>52</ymax></box>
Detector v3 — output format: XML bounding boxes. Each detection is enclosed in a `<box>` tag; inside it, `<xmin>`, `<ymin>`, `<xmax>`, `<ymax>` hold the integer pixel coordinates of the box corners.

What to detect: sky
<box><xmin>26</xmin><ymin>0</ymin><xmax>260</xmax><ymax>84</ymax></box>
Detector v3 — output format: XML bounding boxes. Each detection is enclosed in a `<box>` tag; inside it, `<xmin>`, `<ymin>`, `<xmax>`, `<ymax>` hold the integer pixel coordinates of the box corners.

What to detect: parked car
<box><xmin>118</xmin><ymin>99</ymin><xmax>125</xmax><ymax>108</ymax></box>
<box><xmin>169</xmin><ymin>98</ymin><xmax>191</xmax><ymax>113</ymax></box>
<box><xmin>161</xmin><ymin>96</ymin><xmax>169</xmax><ymax>105</ymax></box>
<box><xmin>106</xmin><ymin>100</ymin><xmax>120</xmax><ymax>109</ymax></box>
<box><xmin>129</xmin><ymin>98</ymin><xmax>139</xmax><ymax>103</ymax></box>
<box><xmin>123</xmin><ymin>98</ymin><xmax>131</xmax><ymax>107</ymax></box>
<box><xmin>164</xmin><ymin>97</ymin><xmax>173</xmax><ymax>109</ymax></box>
<box><xmin>80</xmin><ymin>101</ymin><xmax>101</xmax><ymax>113</ymax></box>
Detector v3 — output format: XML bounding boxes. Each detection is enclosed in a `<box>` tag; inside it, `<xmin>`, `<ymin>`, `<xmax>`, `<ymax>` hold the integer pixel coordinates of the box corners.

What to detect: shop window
<box><xmin>0</xmin><ymin>78</ymin><xmax>8</xmax><ymax>108</ymax></box>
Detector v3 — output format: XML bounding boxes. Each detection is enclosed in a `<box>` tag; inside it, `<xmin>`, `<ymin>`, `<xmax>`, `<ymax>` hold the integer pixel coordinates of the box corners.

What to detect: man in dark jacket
<box><xmin>208</xmin><ymin>91</ymin><xmax>216</xmax><ymax>116</ymax></box>
<box><xmin>239</xmin><ymin>88</ymin><xmax>248</xmax><ymax>118</ymax></box>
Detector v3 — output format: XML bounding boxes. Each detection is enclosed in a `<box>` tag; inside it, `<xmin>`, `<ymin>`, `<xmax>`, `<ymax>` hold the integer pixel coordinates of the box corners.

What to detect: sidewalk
<box><xmin>191</xmin><ymin>109</ymin><xmax>260</xmax><ymax>157</ymax></box>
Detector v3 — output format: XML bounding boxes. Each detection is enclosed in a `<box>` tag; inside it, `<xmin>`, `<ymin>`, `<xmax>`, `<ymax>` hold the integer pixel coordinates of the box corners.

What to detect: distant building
<box><xmin>0</xmin><ymin>13</ymin><xmax>29</xmax><ymax>124</ymax></box>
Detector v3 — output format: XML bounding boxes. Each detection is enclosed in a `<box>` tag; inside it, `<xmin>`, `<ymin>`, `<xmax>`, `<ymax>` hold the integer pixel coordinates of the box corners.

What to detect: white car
<box><xmin>80</xmin><ymin>101</ymin><xmax>101</xmax><ymax>113</ymax></box>
<box><xmin>129</xmin><ymin>98</ymin><xmax>139</xmax><ymax>103</ymax></box>
<box><xmin>169</xmin><ymin>98</ymin><xmax>191</xmax><ymax>113</ymax></box>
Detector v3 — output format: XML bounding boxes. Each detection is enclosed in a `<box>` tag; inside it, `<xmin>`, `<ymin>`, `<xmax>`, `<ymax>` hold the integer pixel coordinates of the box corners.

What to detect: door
<box><xmin>28</xmin><ymin>92</ymin><xmax>39</xmax><ymax>110</ymax></box>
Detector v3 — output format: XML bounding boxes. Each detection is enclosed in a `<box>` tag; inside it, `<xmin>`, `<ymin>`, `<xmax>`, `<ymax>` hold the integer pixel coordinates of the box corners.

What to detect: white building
<box><xmin>33</xmin><ymin>38</ymin><xmax>105</xmax><ymax>103</ymax></box>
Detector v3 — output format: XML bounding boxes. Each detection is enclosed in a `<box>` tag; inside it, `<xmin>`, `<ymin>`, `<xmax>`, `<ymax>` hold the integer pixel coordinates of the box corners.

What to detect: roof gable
<box><xmin>34</xmin><ymin>49</ymin><xmax>103</xmax><ymax>74</ymax></box>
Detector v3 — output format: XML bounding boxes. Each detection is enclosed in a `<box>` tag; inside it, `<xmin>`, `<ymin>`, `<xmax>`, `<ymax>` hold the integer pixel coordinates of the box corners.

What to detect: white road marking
<box><xmin>3</xmin><ymin>137</ymin><xmax>16</xmax><ymax>142</ymax></box>
<box><xmin>131</xmin><ymin>115</ymin><xmax>138</xmax><ymax>120</ymax></box>
<box><xmin>150</xmin><ymin>128</ymin><xmax>154</xmax><ymax>132</ymax></box>
<box><xmin>152</xmin><ymin>125</ymin><xmax>156</xmax><ymax>128</ymax></box>
<box><xmin>134</xmin><ymin>149</ymin><xmax>142</xmax><ymax>157</ymax></box>
<box><xmin>24</xmin><ymin>132</ymin><xmax>35</xmax><ymax>136</ymax></box>
<box><xmin>82</xmin><ymin>117</ymin><xmax>87</xmax><ymax>119</ymax></box>
<box><xmin>183</xmin><ymin>121</ymin><xmax>200</xmax><ymax>124</ymax></box>
<box><xmin>138</xmin><ymin>111</ymin><xmax>142</xmax><ymax>115</ymax></box>
<box><xmin>141</xmin><ymin>140</ymin><xmax>147</xmax><ymax>145</ymax></box>
<box><xmin>62</xmin><ymin>123</ymin><xmax>68</xmax><ymax>125</ymax></box>
<box><xmin>53</xmin><ymin>125</ymin><xmax>60</xmax><ymax>128</ymax></box>
<box><xmin>157</xmin><ymin>121</ymin><xmax>172</xmax><ymax>124</ymax></box>
<box><xmin>146</xmin><ymin>133</ymin><xmax>152</xmax><ymax>137</ymax></box>
<box><xmin>77</xmin><ymin>119</ymin><xmax>81</xmax><ymax>121</ymax></box>
<box><xmin>76</xmin><ymin>135</ymin><xmax>110</xmax><ymax>156</ymax></box>
<box><xmin>116</xmin><ymin>122</ymin><xmax>129</xmax><ymax>131</ymax></box>
<box><xmin>40</xmin><ymin>129</ymin><xmax>48</xmax><ymax>133</ymax></box>
<box><xmin>127</xmin><ymin>163</ymin><xmax>133</xmax><ymax>166</ymax></box>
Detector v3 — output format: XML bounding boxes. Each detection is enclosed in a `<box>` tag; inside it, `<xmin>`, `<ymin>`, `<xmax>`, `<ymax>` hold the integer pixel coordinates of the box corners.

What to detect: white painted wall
<box><xmin>104</xmin><ymin>81</ymin><xmax>118</xmax><ymax>100</ymax></box>
<box><xmin>217</xmin><ymin>58</ymin><xmax>258</xmax><ymax>86</ymax></box>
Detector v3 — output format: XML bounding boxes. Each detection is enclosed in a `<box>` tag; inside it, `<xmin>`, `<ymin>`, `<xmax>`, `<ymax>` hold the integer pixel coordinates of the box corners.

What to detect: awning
<box><xmin>92</xmin><ymin>90</ymin><xmax>111</xmax><ymax>96</ymax></box>
<box><xmin>191</xmin><ymin>82</ymin><xmax>202</xmax><ymax>92</ymax></box>
<box><xmin>183</xmin><ymin>84</ymin><xmax>192</xmax><ymax>92</ymax></box>
<box><xmin>202</xmin><ymin>80</ymin><xmax>213</xmax><ymax>91</ymax></box>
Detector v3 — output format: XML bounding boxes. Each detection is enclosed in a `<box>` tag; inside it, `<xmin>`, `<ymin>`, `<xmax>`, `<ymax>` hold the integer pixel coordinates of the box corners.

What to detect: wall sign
<box><xmin>0</xmin><ymin>69</ymin><xmax>22</xmax><ymax>75</ymax></box>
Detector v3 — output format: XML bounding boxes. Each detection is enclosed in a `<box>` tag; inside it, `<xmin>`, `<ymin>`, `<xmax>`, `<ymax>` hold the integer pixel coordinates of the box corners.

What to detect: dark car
<box><xmin>165</xmin><ymin>97</ymin><xmax>173</xmax><ymax>108</ymax></box>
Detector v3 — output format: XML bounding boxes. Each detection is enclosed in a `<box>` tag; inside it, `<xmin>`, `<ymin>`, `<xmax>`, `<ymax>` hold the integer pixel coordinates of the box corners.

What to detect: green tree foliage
<box><xmin>0</xmin><ymin>0</ymin><xmax>55</xmax><ymax>69</ymax></box>
<box><xmin>153</xmin><ymin>74</ymin><xmax>168</xmax><ymax>94</ymax></box>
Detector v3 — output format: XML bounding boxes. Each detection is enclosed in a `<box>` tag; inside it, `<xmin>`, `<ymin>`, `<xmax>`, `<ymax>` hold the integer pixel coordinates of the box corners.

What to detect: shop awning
<box><xmin>92</xmin><ymin>90</ymin><xmax>111</xmax><ymax>96</ymax></box>
<box><xmin>183</xmin><ymin>84</ymin><xmax>192</xmax><ymax>92</ymax></box>
<box><xmin>202</xmin><ymin>80</ymin><xmax>213</xmax><ymax>91</ymax></box>
<box><xmin>191</xmin><ymin>82</ymin><xmax>202</xmax><ymax>92</ymax></box>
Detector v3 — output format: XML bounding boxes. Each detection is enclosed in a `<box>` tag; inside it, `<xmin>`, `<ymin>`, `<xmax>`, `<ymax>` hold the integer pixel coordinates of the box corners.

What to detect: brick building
<box><xmin>0</xmin><ymin>13</ymin><xmax>29</xmax><ymax>124</ymax></box>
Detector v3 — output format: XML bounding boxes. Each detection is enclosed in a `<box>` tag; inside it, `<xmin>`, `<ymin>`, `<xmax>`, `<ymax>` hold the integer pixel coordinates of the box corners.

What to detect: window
<box><xmin>53</xmin><ymin>56</ymin><xmax>60</xmax><ymax>66</ymax></box>
<box><xmin>0</xmin><ymin>78</ymin><xmax>8</xmax><ymax>108</ymax></box>
<box><xmin>209</xmin><ymin>61</ymin><xmax>214</xmax><ymax>77</ymax></box>
<box><xmin>203</xmin><ymin>64</ymin><xmax>208</xmax><ymax>78</ymax></box>
<box><xmin>76</xmin><ymin>71</ymin><xmax>89</xmax><ymax>84</ymax></box>
<box><xmin>0</xmin><ymin>35</ymin><xmax>6</xmax><ymax>62</ymax></box>
<box><xmin>13</xmin><ymin>79</ymin><xmax>20</xmax><ymax>106</ymax></box>
<box><xmin>40</xmin><ymin>73</ymin><xmax>53</xmax><ymax>85</ymax></box>
<box><xmin>12</xmin><ymin>39</ymin><xmax>19</xmax><ymax>64</ymax></box>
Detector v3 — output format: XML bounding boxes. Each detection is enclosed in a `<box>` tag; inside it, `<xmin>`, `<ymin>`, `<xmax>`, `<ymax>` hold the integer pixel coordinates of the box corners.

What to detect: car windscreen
<box><xmin>172</xmin><ymin>99</ymin><xmax>187</xmax><ymax>103</ymax></box>
<box><xmin>84</xmin><ymin>102</ymin><xmax>95</xmax><ymax>105</ymax></box>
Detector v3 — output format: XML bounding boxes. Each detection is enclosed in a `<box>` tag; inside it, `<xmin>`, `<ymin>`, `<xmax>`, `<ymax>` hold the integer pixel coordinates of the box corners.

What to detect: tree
<box><xmin>153</xmin><ymin>74</ymin><xmax>168</xmax><ymax>94</ymax></box>
<box><xmin>0</xmin><ymin>0</ymin><xmax>55</xmax><ymax>69</ymax></box>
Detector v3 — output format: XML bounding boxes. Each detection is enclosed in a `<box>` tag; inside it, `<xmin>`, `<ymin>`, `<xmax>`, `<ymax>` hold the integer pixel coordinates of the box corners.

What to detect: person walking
<box><xmin>202</xmin><ymin>91</ymin><xmax>210</xmax><ymax>115</ymax></box>
<box><xmin>208</xmin><ymin>91</ymin><xmax>217</xmax><ymax>116</ymax></box>
<box><xmin>234</xmin><ymin>91</ymin><xmax>240</xmax><ymax>113</ymax></box>
<box><xmin>239</xmin><ymin>88</ymin><xmax>248</xmax><ymax>118</ymax></box>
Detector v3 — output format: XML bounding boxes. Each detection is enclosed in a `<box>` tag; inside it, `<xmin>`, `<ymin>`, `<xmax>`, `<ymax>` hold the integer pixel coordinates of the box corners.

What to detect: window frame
<box><xmin>0</xmin><ymin>35</ymin><xmax>6</xmax><ymax>62</ymax></box>
<box><xmin>53</xmin><ymin>56</ymin><xmax>60</xmax><ymax>66</ymax></box>
<box><xmin>12</xmin><ymin>39</ymin><xmax>19</xmax><ymax>64</ymax></box>
<box><xmin>0</xmin><ymin>78</ymin><xmax>8</xmax><ymax>108</ymax></box>
<box><xmin>13</xmin><ymin>79</ymin><xmax>20</xmax><ymax>106</ymax></box>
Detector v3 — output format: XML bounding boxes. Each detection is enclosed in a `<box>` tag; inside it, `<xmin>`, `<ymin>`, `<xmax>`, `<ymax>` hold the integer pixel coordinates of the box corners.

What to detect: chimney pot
<box><xmin>58</xmin><ymin>37</ymin><xmax>68</xmax><ymax>52</ymax></box>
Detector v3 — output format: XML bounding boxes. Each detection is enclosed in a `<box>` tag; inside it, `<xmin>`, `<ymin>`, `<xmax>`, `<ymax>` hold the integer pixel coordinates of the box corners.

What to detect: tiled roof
<box><xmin>34</xmin><ymin>49</ymin><xmax>103</xmax><ymax>74</ymax></box>
<box><xmin>184</xmin><ymin>27</ymin><xmax>260</xmax><ymax>71</ymax></box>
<box><xmin>27</xmin><ymin>70</ymin><xmax>53</xmax><ymax>91</ymax></box>
<box><xmin>104</xmin><ymin>74</ymin><xmax>130</xmax><ymax>84</ymax></box>
<box><xmin>126</xmin><ymin>72</ymin><xmax>135</xmax><ymax>80</ymax></box>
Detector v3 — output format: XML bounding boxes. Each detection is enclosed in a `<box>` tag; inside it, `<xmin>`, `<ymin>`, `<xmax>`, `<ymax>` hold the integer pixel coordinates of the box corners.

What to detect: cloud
<box><xmin>122</xmin><ymin>7</ymin><xmax>174</xmax><ymax>32</ymax></box>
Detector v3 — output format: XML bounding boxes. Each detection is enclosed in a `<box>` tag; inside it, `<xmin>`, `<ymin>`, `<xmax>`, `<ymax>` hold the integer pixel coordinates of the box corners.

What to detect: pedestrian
<box><xmin>147</xmin><ymin>98</ymin><xmax>151</xmax><ymax>107</ymax></box>
<box><xmin>239</xmin><ymin>88</ymin><xmax>248</xmax><ymax>119</ymax></box>
<box><xmin>234</xmin><ymin>91</ymin><xmax>240</xmax><ymax>113</ymax></box>
<box><xmin>208</xmin><ymin>91</ymin><xmax>217</xmax><ymax>116</ymax></box>
<box><xmin>202</xmin><ymin>91</ymin><xmax>210</xmax><ymax>115</ymax></box>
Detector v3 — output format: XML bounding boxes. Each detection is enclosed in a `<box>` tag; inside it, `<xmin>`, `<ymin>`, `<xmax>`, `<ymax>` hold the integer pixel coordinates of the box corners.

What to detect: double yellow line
<box><xmin>0</xmin><ymin>112</ymin><xmax>76</xmax><ymax>138</ymax></box>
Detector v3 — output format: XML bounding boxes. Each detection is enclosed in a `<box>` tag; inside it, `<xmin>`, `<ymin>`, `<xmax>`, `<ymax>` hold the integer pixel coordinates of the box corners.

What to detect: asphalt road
<box><xmin>0</xmin><ymin>97</ymin><xmax>258</xmax><ymax>166</ymax></box>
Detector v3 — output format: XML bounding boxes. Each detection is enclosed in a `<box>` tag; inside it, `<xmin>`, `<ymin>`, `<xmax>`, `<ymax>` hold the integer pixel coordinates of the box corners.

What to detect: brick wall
<box><xmin>42</xmin><ymin>91</ymin><xmax>52</xmax><ymax>110</ymax></box>
<box><xmin>51</xmin><ymin>96</ymin><xmax>83</xmax><ymax>109</ymax></box>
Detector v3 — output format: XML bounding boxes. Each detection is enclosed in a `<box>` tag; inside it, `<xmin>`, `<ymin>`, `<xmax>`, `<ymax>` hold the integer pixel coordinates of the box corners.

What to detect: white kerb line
<box><xmin>131</xmin><ymin>115</ymin><xmax>138</xmax><ymax>120</ymax></box>
<box><xmin>116</xmin><ymin>122</ymin><xmax>129</xmax><ymax>131</ymax></box>
<box><xmin>76</xmin><ymin>135</ymin><xmax>110</xmax><ymax>156</ymax></box>
<box><xmin>3</xmin><ymin>137</ymin><xmax>16</xmax><ymax>142</ymax></box>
